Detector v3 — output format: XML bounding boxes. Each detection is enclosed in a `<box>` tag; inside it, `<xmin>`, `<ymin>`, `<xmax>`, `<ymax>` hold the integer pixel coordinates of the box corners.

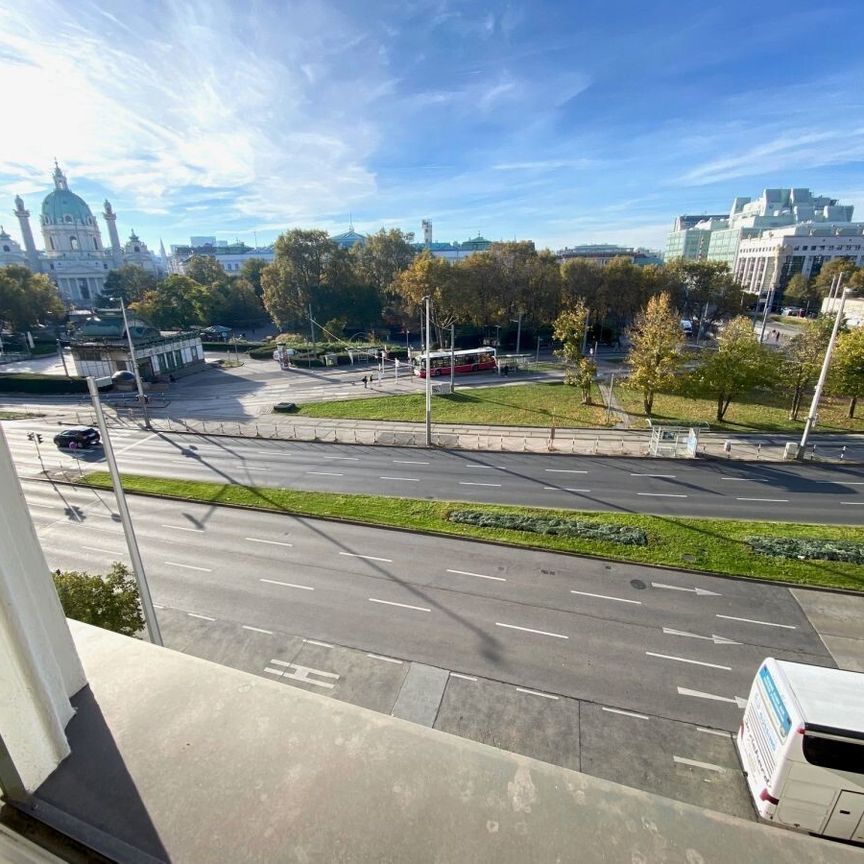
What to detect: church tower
<box><xmin>13</xmin><ymin>195</ymin><xmax>40</xmax><ymax>271</ymax></box>
<box><xmin>103</xmin><ymin>199</ymin><xmax>122</xmax><ymax>267</ymax></box>
<box><xmin>40</xmin><ymin>162</ymin><xmax>103</xmax><ymax>257</ymax></box>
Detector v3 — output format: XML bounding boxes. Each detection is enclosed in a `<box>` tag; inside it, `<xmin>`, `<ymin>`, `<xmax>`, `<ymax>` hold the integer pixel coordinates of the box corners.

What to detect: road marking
<box><xmin>602</xmin><ymin>706</ymin><xmax>650</xmax><ymax>720</ymax></box>
<box><xmin>340</xmin><ymin>552</ymin><xmax>392</xmax><ymax>563</ymax></box>
<box><xmin>818</xmin><ymin>481</ymin><xmax>864</xmax><ymax>485</ymax></box>
<box><xmin>841</xmin><ymin>501</ymin><xmax>864</xmax><ymax>505</ymax></box>
<box><xmin>646</xmin><ymin>652</ymin><xmax>731</xmax><ymax>671</ymax></box>
<box><xmin>516</xmin><ymin>687</ymin><xmax>559</xmax><ymax>700</ymax></box>
<box><xmin>265</xmin><ymin>660</ymin><xmax>339</xmax><ymax>689</ymax></box>
<box><xmin>544</xmin><ymin>469</ymin><xmax>588</xmax><ymax>474</ymax></box>
<box><xmin>449</xmin><ymin>672</ymin><xmax>477</xmax><ymax>681</ymax></box>
<box><xmin>260</xmin><ymin>578</ymin><xmax>314</xmax><ymax>591</ymax></box>
<box><xmin>637</xmin><ymin>492</ymin><xmax>687</xmax><ymax>498</ymax></box>
<box><xmin>543</xmin><ymin>486</ymin><xmax>592</xmax><ymax>492</ymax></box>
<box><xmin>393</xmin><ymin>460</ymin><xmax>430</xmax><ymax>464</ymax></box>
<box><xmin>736</xmin><ymin>497</ymin><xmax>789</xmax><ymax>503</ymax></box>
<box><xmin>115</xmin><ymin>432</ymin><xmax>157</xmax><ymax>454</ymax></box>
<box><xmin>242</xmin><ymin>625</ymin><xmax>273</xmax><ymax>635</ymax></box>
<box><xmin>447</xmin><ymin>568</ymin><xmax>506</xmax><ymax>582</ymax></box>
<box><xmin>697</xmin><ymin>727</ymin><xmax>731</xmax><ymax>738</ymax></box>
<box><xmin>367</xmin><ymin>653</ymin><xmax>403</xmax><ymax>664</ymax></box>
<box><xmin>369</xmin><ymin>598</ymin><xmax>430</xmax><ymax>612</ymax></box>
<box><xmin>459</xmin><ymin>481</ymin><xmax>502</xmax><ymax>487</ymax></box>
<box><xmin>161</xmin><ymin>524</ymin><xmax>205</xmax><ymax>533</ymax></box>
<box><xmin>716</xmin><ymin>614</ymin><xmax>796</xmax><ymax>630</ymax></box>
<box><xmin>652</xmin><ymin>582</ymin><xmax>721</xmax><ymax>597</ymax></box>
<box><xmin>241</xmin><ymin>467</ymin><xmax>269</xmax><ymax>472</ymax></box>
<box><xmin>187</xmin><ymin>612</ymin><xmax>215</xmax><ymax>621</ymax></box>
<box><xmin>81</xmin><ymin>545</ymin><xmax>124</xmax><ymax>556</ymax></box>
<box><xmin>720</xmin><ymin>477</ymin><xmax>769</xmax><ymax>482</ymax></box>
<box><xmin>379</xmin><ymin>475</ymin><xmax>421</xmax><ymax>481</ymax></box>
<box><xmin>673</xmin><ymin>756</ymin><xmax>726</xmax><ymax>773</ymax></box>
<box><xmin>303</xmin><ymin>638</ymin><xmax>333</xmax><ymax>648</ymax></box>
<box><xmin>153</xmin><ymin>604</ymin><xmax>164</xmax><ymax>609</ymax></box>
<box><xmin>677</xmin><ymin>686</ymin><xmax>748</xmax><ymax>709</ymax></box>
<box><xmin>466</xmin><ymin>465</ymin><xmax>497</xmax><ymax>469</ymax></box>
<box><xmin>662</xmin><ymin>627</ymin><xmax>739</xmax><ymax>645</ymax></box>
<box><xmin>496</xmin><ymin>622</ymin><xmax>568</xmax><ymax>639</ymax></box>
<box><xmin>165</xmin><ymin>561</ymin><xmax>212</xmax><ymax>572</ymax></box>
<box><xmin>323</xmin><ymin>456</ymin><xmax>359</xmax><ymax>461</ymax></box>
<box><xmin>571</xmin><ymin>590</ymin><xmax>642</xmax><ymax>605</ymax></box>
<box><xmin>307</xmin><ymin>471</ymin><xmax>343</xmax><ymax>476</ymax></box>
<box><xmin>631</xmin><ymin>473</ymin><xmax>676</xmax><ymax>478</ymax></box>
<box><xmin>245</xmin><ymin>537</ymin><xmax>293</xmax><ymax>547</ymax></box>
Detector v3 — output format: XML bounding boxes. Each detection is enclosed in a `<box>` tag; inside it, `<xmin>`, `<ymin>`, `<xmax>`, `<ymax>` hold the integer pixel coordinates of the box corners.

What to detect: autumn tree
<box><xmin>553</xmin><ymin>300</ymin><xmax>596</xmax><ymax>404</ymax></box>
<box><xmin>392</xmin><ymin>251</ymin><xmax>456</xmax><ymax>346</ymax></box>
<box><xmin>52</xmin><ymin>563</ymin><xmax>144</xmax><ymax>636</ymax></box>
<box><xmin>687</xmin><ymin>316</ymin><xmax>778</xmax><ymax>422</ymax></box>
<box><xmin>783</xmin><ymin>316</ymin><xmax>835</xmax><ymax>419</ymax></box>
<box><xmin>131</xmin><ymin>275</ymin><xmax>211</xmax><ymax>329</ymax></box>
<box><xmin>352</xmin><ymin>228</ymin><xmax>416</xmax><ymax>324</ymax></box>
<box><xmin>0</xmin><ymin>265</ymin><xmax>65</xmax><ymax>330</ymax></box>
<box><xmin>240</xmin><ymin>257</ymin><xmax>270</xmax><ymax>297</ymax></box>
<box><xmin>782</xmin><ymin>274</ymin><xmax>820</xmax><ymax>313</ymax></box>
<box><xmin>626</xmin><ymin>292</ymin><xmax>686</xmax><ymax>415</ymax></box>
<box><xmin>665</xmin><ymin>259</ymin><xmax>745</xmax><ymax>334</ymax></box>
<box><xmin>102</xmin><ymin>264</ymin><xmax>158</xmax><ymax>304</ymax></box>
<box><xmin>829</xmin><ymin>327</ymin><xmax>864</xmax><ymax>418</ymax></box>
<box><xmin>183</xmin><ymin>255</ymin><xmax>229</xmax><ymax>287</ymax></box>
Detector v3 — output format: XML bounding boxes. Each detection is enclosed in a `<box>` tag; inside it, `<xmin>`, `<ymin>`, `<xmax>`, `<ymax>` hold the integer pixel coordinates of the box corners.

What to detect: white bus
<box><xmin>411</xmin><ymin>347</ymin><xmax>497</xmax><ymax>378</ymax></box>
<box><xmin>737</xmin><ymin>658</ymin><xmax>864</xmax><ymax>843</ymax></box>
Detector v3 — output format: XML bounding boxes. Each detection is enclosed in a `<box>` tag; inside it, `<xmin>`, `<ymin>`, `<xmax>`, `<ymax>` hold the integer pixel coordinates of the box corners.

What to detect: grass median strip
<box><xmin>79</xmin><ymin>471</ymin><xmax>864</xmax><ymax>592</ymax></box>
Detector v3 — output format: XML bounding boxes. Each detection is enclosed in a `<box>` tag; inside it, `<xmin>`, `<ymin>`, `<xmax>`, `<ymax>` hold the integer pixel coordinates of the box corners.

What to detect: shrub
<box><xmin>52</xmin><ymin>562</ymin><xmax>145</xmax><ymax>636</ymax></box>
<box><xmin>0</xmin><ymin>373</ymin><xmax>89</xmax><ymax>394</ymax></box>
<box><xmin>274</xmin><ymin>402</ymin><xmax>298</xmax><ymax>413</ymax></box>
<box><xmin>201</xmin><ymin>340</ymin><xmax>265</xmax><ymax>353</ymax></box>
<box><xmin>448</xmin><ymin>509</ymin><xmax>648</xmax><ymax>546</ymax></box>
<box><xmin>749</xmin><ymin>536</ymin><xmax>864</xmax><ymax>565</ymax></box>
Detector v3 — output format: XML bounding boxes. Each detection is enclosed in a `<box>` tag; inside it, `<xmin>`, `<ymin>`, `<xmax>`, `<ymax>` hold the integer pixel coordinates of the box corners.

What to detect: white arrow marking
<box><xmin>663</xmin><ymin>627</ymin><xmax>740</xmax><ymax>645</ymax></box>
<box><xmin>678</xmin><ymin>686</ymin><xmax>748</xmax><ymax>709</ymax></box>
<box><xmin>652</xmin><ymin>582</ymin><xmax>722</xmax><ymax>597</ymax></box>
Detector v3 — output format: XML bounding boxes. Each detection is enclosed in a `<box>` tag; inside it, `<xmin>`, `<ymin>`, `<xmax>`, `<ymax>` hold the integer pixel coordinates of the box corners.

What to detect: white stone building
<box><xmin>0</xmin><ymin>163</ymin><xmax>165</xmax><ymax>306</ymax></box>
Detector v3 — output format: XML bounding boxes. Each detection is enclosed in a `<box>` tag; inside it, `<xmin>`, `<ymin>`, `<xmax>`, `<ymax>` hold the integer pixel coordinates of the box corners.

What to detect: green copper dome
<box><xmin>40</xmin><ymin>163</ymin><xmax>96</xmax><ymax>226</ymax></box>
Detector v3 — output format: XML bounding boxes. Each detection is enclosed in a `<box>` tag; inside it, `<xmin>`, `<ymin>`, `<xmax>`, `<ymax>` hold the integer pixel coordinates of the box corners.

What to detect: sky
<box><xmin>1</xmin><ymin>0</ymin><xmax>863</xmax><ymax>254</ymax></box>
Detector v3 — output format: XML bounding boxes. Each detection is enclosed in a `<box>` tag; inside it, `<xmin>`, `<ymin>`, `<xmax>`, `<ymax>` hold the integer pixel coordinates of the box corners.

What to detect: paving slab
<box><xmin>390</xmin><ymin>662</ymin><xmax>449</xmax><ymax>726</ymax></box>
<box><xmin>791</xmin><ymin>588</ymin><xmax>864</xmax><ymax>672</ymax></box>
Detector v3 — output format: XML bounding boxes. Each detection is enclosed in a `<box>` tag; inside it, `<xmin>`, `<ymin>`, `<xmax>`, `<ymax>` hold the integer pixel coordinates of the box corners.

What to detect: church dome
<box><xmin>40</xmin><ymin>163</ymin><xmax>96</xmax><ymax>226</ymax></box>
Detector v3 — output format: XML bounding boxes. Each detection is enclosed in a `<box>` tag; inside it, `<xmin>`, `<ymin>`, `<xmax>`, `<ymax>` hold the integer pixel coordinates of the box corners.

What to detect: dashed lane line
<box><xmin>544</xmin><ymin>469</ymin><xmax>588</xmax><ymax>474</ymax></box>
<box><xmin>307</xmin><ymin>471</ymin><xmax>344</xmax><ymax>477</ymax></box>
<box><xmin>447</xmin><ymin>568</ymin><xmax>506</xmax><ymax>582</ymax></box>
<box><xmin>165</xmin><ymin>561</ymin><xmax>212</xmax><ymax>572</ymax></box>
<box><xmin>242</xmin><ymin>625</ymin><xmax>274</xmax><ymax>635</ymax></box>
<box><xmin>645</xmin><ymin>652</ymin><xmax>731</xmax><ymax>671</ymax></box>
<box><xmin>379</xmin><ymin>475</ymin><xmax>421</xmax><ymax>481</ymax></box>
<box><xmin>637</xmin><ymin>492</ymin><xmax>687</xmax><ymax>498</ymax></box>
<box><xmin>495</xmin><ymin>622</ymin><xmax>568</xmax><ymax>639</ymax></box>
<box><xmin>735</xmin><ymin>497</ymin><xmax>789</xmax><ymax>503</ymax></box>
<box><xmin>571</xmin><ymin>590</ymin><xmax>642</xmax><ymax>605</ymax></box>
<box><xmin>303</xmin><ymin>638</ymin><xmax>333</xmax><ymax>648</ymax></box>
<box><xmin>187</xmin><ymin>612</ymin><xmax>216</xmax><ymax>621</ymax></box>
<box><xmin>459</xmin><ymin>481</ymin><xmax>502</xmax><ymax>487</ymax></box>
<box><xmin>697</xmin><ymin>727</ymin><xmax>731</xmax><ymax>738</ymax></box>
<box><xmin>602</xmin><ymin>706</ymin><xmax>650</xmax><ymax>720</ymax></box>
<box><xmin>260</xmin><ymin>578</ymin><xmax>314</xmax><ymax>591</ymax></box>
<box><xmin>245</xmin><ymin>537</ymin><xmax>294</xmax><ymax>547</ymax></box>
<box><xmin>449</xmin><ymin>672</ymin><xmax>477</xmax><ymax>681</ymax></box>
<box><xmin>516</xmin><ymin>687</ymin><xmax>559</xmax><ymax>700</ymax></box>
<box><xmin>161</xmin><ymin>524</ymin><xmax>205</xmax><ymax>533</ymax></box>
<box><xmin>367</xmin><ymin>653</ymin><xmax>403</xmax><ymax>664</ymax></box>
<box><xmin>368</xmin><ymin>598</ymin><xmax>430</xmax><ymax>613</ymax></box>
<box><xmin>716</xmin><ymin>614</ymin><xmax>796</xmax><ymax>629</ymax></box>
<box><xmin>543</xmin><ymin>486</ymin><xmax>592</xmax><ymax>492</ymax></box>
<box><xmin>340</xmin><ymin>552</ymin><xmax>393</xmax><ymax>563</ymax></box>
<box><xmin>81</xmin><ymin>545</ymin><xmax>125</xmax><ymax>556</ymax></box>
<box><xmin>673</xmin><ymin>756</ymin><xmax>726</xmax><ymax>773</ymax></box>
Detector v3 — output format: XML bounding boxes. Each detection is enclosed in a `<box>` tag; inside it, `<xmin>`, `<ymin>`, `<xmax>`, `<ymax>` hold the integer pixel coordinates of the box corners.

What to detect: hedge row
<box><xmin>749</xmin><ymin>536</ymin><xmax>864</xmax><ymax>564</ymax></box>
<box><xmin>201</xmin><ymin>341</ymin><xmax>265</xmax><ymax>353</ymax></box>
<box><xmin>0</xmin><ymin>373</ymin><xmax>89</xmax><ymax>394</ymax></box>
<box><xmin>448</xmin><ymin>509</ymin><xmax>648</xmax><ymax>546</ymax></box>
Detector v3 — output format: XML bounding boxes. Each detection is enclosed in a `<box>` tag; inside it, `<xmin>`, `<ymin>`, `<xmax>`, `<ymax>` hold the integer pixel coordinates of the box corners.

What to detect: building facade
<box><xmin>556</xmin><ymin>244</ymin><xmax>663</xmax><ymax>266</ymax></box>
<box><xmin>169</xmin><ymin>240</ymin><xmax>275</xmax><ymax>275</ymax></box>
<box><xmin>1</xmin><ymin>163</ymin><xmax>164</xmax><ymax>306</ymax></box>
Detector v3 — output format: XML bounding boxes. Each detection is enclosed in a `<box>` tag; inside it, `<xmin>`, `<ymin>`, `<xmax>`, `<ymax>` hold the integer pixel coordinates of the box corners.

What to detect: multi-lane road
<box><xmin>5</xmin><ymin>423</ymin><xmax>864</xmax><ymax>523</ymax></box>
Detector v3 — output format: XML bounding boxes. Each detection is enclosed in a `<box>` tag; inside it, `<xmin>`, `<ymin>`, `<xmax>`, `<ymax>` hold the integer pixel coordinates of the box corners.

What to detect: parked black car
<box><xmin>53</xmin><ymin>427</ymin><xmax>101</xmax><ymax>450</ymax></box>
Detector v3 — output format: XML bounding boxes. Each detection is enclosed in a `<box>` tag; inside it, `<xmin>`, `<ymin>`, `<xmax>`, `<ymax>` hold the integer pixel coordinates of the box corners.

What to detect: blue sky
<box><xmin>1</xmin><ymin>0</ymin><xmax>863</xmax><ymax>254</ymax></box>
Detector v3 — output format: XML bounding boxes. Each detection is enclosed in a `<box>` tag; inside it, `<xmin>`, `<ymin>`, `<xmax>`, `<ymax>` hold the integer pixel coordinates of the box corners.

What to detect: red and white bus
<box><xmin>412</xmin><ymin>347</ymin><xmax>497</xmax><ymax>378</ymax></box>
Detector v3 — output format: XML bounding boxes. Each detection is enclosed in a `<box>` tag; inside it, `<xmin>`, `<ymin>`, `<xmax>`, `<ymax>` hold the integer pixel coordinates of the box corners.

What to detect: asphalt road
<box><xmin>7</xmin><ymin>424</ymin><xmax>864</xmax><ymax>524</ymax></box>
<box><xmin>23</xmin><ymin>478</ymin><xmax>835</xmax><ymax>734</ymax></box>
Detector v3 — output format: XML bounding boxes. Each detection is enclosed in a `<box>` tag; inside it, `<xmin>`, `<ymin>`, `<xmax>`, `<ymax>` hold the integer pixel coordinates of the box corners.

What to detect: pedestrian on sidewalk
<box><xmin>774</xmin><ymin>329</ymin><xmax>781</xmax><ymax>343</ymax></box>
<box><xmin>362</xmin><ymin>375</ymin><xmax>368</xmax><ymax>388</ymax></box>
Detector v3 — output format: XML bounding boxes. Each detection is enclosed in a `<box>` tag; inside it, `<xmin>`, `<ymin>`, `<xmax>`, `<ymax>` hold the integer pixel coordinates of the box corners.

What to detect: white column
<box><xmin>0</xmin><ymin>425</ymin><xmax>86</xmax><ymax>795</ymax></box>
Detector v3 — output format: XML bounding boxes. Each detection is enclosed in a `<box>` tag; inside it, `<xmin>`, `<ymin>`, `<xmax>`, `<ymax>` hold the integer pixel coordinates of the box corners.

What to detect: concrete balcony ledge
<box><xmin>7</xmin><ymin>621</ymin><xmax>858</xmax><ymax>863</ymax></box>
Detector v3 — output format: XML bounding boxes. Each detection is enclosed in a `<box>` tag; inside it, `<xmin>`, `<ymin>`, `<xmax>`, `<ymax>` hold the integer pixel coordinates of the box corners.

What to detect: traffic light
<box><xmin>27</xmin><ymin>432</ymin><xmax>43</xmax><ymax>443</ymax></box>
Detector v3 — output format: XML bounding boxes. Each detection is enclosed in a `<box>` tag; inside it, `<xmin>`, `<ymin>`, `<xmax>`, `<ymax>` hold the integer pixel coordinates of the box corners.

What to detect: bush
<box><xmin>448</xmin><ymin>509</ymin><xmax>648</xmax><ymax>546</ymax></box>
<box><xmin>52</xmin><ymin>562</ymin><xmax>145</xmax><ymax>636</ymax></box>
<box><xmin>201</xmin><ymin>340</ymin><xmax>265</xmax><ymax>353</ymax></box>
<box><xmin>274</xmin><ymin>402</ymin><xmax>298</xmax><ymax>413</ymax></box>
<box><xmin>0</xmin><ymin>373</ymin><xmax>89</xmax><ymax>394</ymax></box>
<box><xmin>749</xmin><ymin>536</ymin><xmax>864</xmax><ymax>564</ymax></box>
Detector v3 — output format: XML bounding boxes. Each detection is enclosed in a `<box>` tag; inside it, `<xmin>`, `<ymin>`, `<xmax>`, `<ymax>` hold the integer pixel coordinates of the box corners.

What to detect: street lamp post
<box><xmin>449</xmin><ymin>323</ymin><xmax>455</xmax><ymax>393</ymax></box>
<box><xmin>511</xmin><ymin>311</ymin><xmax>523</xmax><ymax>355</ymax></box>
<box><xmin>798</xmin><ymin>288</ymin><xmax>850</xmax><ymax>456</ymax></box>
<box><xmin>424</xmin><ymin>295</ymin><xmax>432</xmax><ymax>447</ymax></box>
<box><xmin>86</xmin><ymin>377</ymin><xmax>162</xmax><ymax>645</ymax></box>
<box><xmin>113</xmin><ymin>297</ymin><xmax>151</xmax><ymax>429</ymax></box>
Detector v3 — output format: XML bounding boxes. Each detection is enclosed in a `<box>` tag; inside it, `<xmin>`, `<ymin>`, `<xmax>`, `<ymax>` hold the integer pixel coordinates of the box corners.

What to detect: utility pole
<box><xmin>511</xmin><ymin>311</ymin><xmax>523</xmax><ymax>355</ymax></box>
<box><xmin>86</xmin><ymin>377</ymin><xmax>162</xmax><ymax>645</ymax></box>
<box><xmin>56</xmin><ymin>339</ymin><xmax>70</xmax><ymax>377</ymax></box>
<box><xmin>450</xmin><ymin>323</ymin><xmax>455</xmax><ymax>392</ymax></box>
<box><xmin>799</xmin><ymin>289</ymin><xmax>849</xmax><ymax>456</ymax></box>
<box><xmin>115</xmin><ymin>297</ymin><xmax>150</xmax><ymax>429</ymax></box>
<box><xmin>309</xmin><ymin>303</ymin><xmax>315</xmax><ymax>349</ymax></box>
<box><xmin>424</xmin><ymin>295</ymin><xmax>432</xmax><ymax>447</ymax></box>
<box><xmin>536</xmin><ymin>335</ymin><xmax>541</xmax><ymax>363</ymax></box>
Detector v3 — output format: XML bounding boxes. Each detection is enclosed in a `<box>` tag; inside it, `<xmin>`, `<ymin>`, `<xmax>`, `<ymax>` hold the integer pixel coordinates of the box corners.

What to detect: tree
<box><xmin>665</xmin><ymin>259</ymin><xmax>745</xmax><ymax>334</ymax></box>
<box><xmin>183</xmin><ymin>255</ymin><xmax>228</xmax><ymax>287</ymax></box>
<box><xmin>783</xmin><ymin>274</ymin><xmax>820</xmax><ymax>313</ymax></box>
<box><xmin>687</xmin><ymin>316</ymin><xmax>778</xmax><ymax>421</ymax></box>
<box><xmin>813</xmin><ymin>258</ymin><xmax>859</xmax><ymax>296</ymax></box>
<box><xmin>829</xmin><ymin>327</ymin><xmax>864</xmax><ymax>418</ymax></box>
<box><xmin>392</xmin><ymin>251</ymin><xmax>456</xmax><ymax>347</ymax></box>
<box><xmin>0</xmin><ymin>265</ymin><xmax>65</xmax><ymax>331</ymax></box>
<box><xmin>553</xmin><ymin>300</ymin><xmax>596</xmax><ymax>403</ymax></box>
<box><xmin>240</xmin><ymin>257</ymin><xmax>270</xmax><ymax>297</ymax></box>
<box><xmin>783</xmin><ymin>316</ymin><xmax>835</xmax><ymax>419</ymax></box>
<box><xmin>102</xmin><ymin>264</ymin><xmax>158</xmax><ymax>304</ymax></box>
<box><xmin>209</xmin><ymin>278</ymin><xmax>265</xmax><ymax>328</ymax></box>
<box><xmin>626</xmin><ymin>292</ymin><xmax>686</xmax><ymax>415</ymax></box>
<box><xmin>131</xmin><ymin>275</ymin><xmax>211</xmax><ymax>329</ymax></box>
<box><xmin>52</xmin><ymin>562</ymin><xmax>144</xmax><ymax>636</ymax></box>
<box><xmin>352</xmin><ymin>228</ymin><xmax>416</xmax><ymax>324</ymax></box>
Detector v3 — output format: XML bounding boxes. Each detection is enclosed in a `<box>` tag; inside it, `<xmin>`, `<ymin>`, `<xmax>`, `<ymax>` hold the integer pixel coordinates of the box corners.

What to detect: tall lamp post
<box><xmin>424</xmin><ymin>295</ymin><xmax>432</xmax><ymax>447</ymax></box>
<box><xmin>112</xmin><ymin>297</ymin><xmax>151</xmax><ymax>429</ymax></box>
<box><xmin>798</xmin><ymin>288</ymin><xmax>850</xmax><ymax>456</ymax></box>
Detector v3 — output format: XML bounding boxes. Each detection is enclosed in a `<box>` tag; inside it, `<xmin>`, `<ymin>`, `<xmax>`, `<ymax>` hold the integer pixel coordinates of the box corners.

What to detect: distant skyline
<box><xmin>1</xmin><ymin>0</ymin><xmax>863</xmax><ymax>254</ymax></box>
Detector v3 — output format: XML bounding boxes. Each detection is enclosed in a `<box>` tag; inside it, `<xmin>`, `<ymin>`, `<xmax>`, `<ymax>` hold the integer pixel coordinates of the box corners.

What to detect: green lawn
<box><xmin>0</xmin><ymin>410</ymin><xmax>45</xmax><ymax>420</ymax></box>
<box><xmin>297</xmin><ymin>382</ymin><xmax>613</xmax><ymax>427</ymax></box>
<box><xmin>80</xmin><ymin>472</ymin><xmax>864</xmax><ymax>592</ymax></box>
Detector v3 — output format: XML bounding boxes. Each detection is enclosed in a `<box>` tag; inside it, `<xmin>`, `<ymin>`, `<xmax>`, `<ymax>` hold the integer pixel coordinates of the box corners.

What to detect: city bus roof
<box><xmin>413</xmin><ymin>348</ymin><xmax>496</xmax><ymax>359</ymax></box>
<box><xmin>772</xmin><ymin>659</ymin><xmax>864</xmax><ymax>735</ymax></box>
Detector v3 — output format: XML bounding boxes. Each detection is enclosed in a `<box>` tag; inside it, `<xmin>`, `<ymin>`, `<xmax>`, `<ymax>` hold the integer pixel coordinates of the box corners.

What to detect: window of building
<box><xmin>190</xmin><ymin>346</ymin><xmax>199</xmax><ymax>361</ymax></box>
<box><xmin>79</xmin><ymin>278</ymin><xmax>90</xmax><ymax>299</ymax></box>
<box><xmin>2</xmin><ymin>245</ymin><xmax>8</xmax><ymax>252</ymax></box>
<box><xmin>49</xmin><ymin>237</ymin><xmax>55</xmax><ymax>250</ymax></box>
<box><xmin>174</xmin><ymin>350</ymin><xmax>182</xmax><ymax>367</ymax></box>
<box><xmin>94</xmin><ymin>238</ymin><xmax>98</xmax><ymax>250</ymax></box>
<box><xmin>65</xmin><ymin>215</ymin><xmax>72</xmax><ymax>223</ymax></box>
<box><xmin>69</xmin><ymin>236</ymin><xmax>78</xmax><ymax>251</ymax></box>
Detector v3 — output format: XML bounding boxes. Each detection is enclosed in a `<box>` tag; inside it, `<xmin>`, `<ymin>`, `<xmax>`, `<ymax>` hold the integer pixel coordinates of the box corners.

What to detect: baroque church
<box><xmin>0</xmin><ymin>162</ymin><xmax>165</xmax><ymax>306</ymax></box>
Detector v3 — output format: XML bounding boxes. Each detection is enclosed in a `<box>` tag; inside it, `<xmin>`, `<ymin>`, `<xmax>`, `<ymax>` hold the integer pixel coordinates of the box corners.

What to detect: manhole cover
<box><xmin>630</xmin><ymin>579</ymin><xmax>646</xmax><ymax>590</ymax></box>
